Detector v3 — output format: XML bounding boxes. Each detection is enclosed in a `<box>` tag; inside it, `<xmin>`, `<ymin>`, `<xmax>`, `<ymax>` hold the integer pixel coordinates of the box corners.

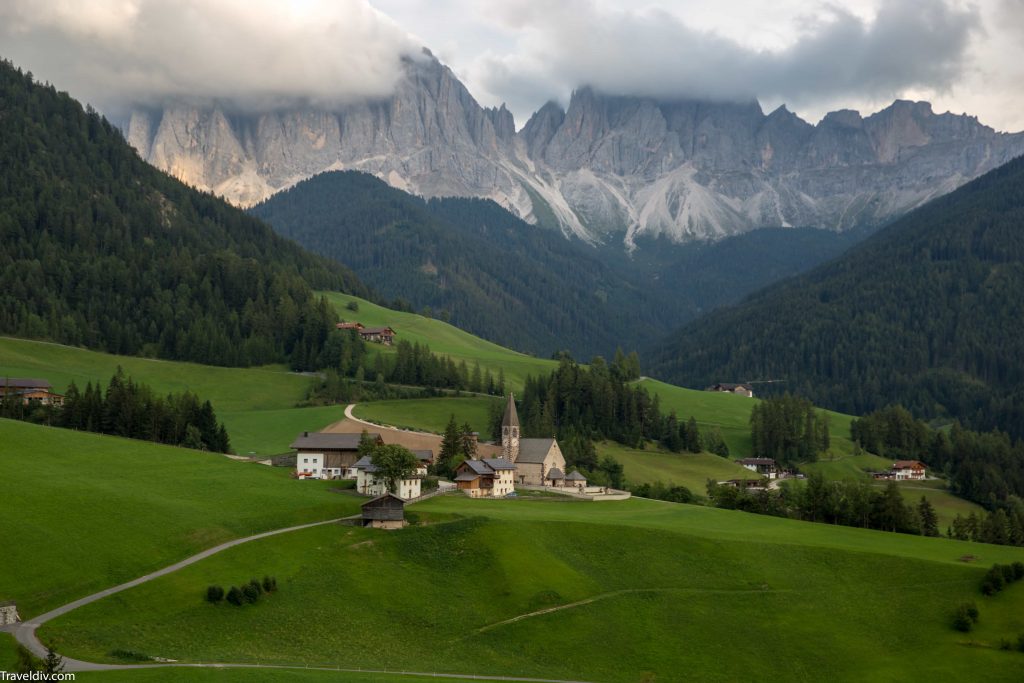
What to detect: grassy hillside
<box><xmin>43</xmin><ymin>497</ymin><xmax>1024</xmax><ymax>682</ymax></box>
<box><xmin>352</xmin><ymin>397</ymin><xmax>500</xmax><ymax>436</ymax></box>
<box><xmin>321</xmin><ymin>292</ymin><xmax>558</xmax><ymax>391</ymax></box>
<box><xmin>0</xmin><ymin>420</ymin><xmax>361</xmax><ymax>618</ymax></box>
<box><xmin>597</xmin><ymin>441</ymin><xmax>753</xmax><ymax>492</ymax></box>
<box><xmin>0</xmin><ymin>337</ymin><xmax>341</xmax><ymax>455</ymax></box>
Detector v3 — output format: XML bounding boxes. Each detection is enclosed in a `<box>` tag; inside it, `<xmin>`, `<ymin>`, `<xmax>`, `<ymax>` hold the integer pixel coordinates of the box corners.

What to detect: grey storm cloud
<box><xmin>0</xmin><ymin>0</ymin><xmax>421</xmax><ymax>114</ymax></box>
<box><xmin>474</xmin><ymin>0</ymin><xmax>982</xmax><ymax>113</ymax></box>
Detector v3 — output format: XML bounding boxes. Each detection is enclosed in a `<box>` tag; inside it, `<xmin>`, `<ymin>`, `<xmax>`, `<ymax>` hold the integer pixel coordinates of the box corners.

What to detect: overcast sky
<box><xmin>1</xmin><ymin>0</ymin><xmax>1021</xmax><ymax>131</ymax></box>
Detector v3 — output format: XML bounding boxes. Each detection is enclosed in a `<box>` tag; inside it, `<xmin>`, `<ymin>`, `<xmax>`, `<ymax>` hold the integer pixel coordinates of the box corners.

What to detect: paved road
<box><xmin>14</xmin><ymin>517</ymin><xmax>348</xmax><ymax>664</ymax></box>
<box><xmin>12</xmin><ymin>511</ymin><xmax>594</xmax><ymax>682</ymax></box>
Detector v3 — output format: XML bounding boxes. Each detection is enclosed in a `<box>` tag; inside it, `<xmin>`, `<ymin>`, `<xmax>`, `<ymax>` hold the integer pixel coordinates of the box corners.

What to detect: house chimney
<box><xmin>303</xmin><ymin>431</ymin><xmax>309</xmax><ymax>437</ymax></box>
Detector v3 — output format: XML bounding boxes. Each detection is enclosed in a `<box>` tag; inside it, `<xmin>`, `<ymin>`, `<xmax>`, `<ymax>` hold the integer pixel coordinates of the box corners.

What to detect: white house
<box><xmin>453</xmin><ymin>457</ymin><xmax>517</xmax><ymax>497</ymax></box>
<box><xmin>351</xmin><ymin>454</ymin><xmax>429</xmax><ymax>500</ymax></box>
<box><xmin>736</xmin><ymin>458</ymin><xmax>778</xmax><ymax>479</ymax></box>
<box><xmin>892</xmin><ymin>460</ymin><xmax>926</xmax><ymax>480</ymax></box>
<box><xmin>292</xmin><ymin>432</ymin><xmax>383</xmax><ymax>480</ymax></box>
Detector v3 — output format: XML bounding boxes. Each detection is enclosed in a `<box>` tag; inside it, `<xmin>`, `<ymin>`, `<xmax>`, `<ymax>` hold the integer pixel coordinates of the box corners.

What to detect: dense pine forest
<box><xmin>650</xmin><ymin>154</ymin><xmax>1024</xmax><ymax>439</ymax></box>
<box><xmin>251</xmin><ymin>170</ymin><xmax>664</xmax><ymax>358</ymax></box>
<box><xmin>0</xmin><ymin>60</ymin><xmax>368</xmax><ymax>369</ymax></box>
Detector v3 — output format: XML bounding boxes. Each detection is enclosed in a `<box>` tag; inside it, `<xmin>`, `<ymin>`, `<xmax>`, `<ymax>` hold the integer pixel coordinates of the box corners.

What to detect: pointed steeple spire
<box><xmin>502</xmin><ymin>392</ymin><xmax>520</xmax><ymax>463</ymax></box>
<box><xmin>502</xmin><ymin>392</ymin><xmax>520</xmax><ymax>428</ymax></box>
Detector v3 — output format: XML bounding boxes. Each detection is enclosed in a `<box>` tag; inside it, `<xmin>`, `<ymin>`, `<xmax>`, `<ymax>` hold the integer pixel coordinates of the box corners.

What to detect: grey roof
<box><xmin>502</xmin><ymin>393</ymin><xmax>520</xmax><ymax>428</ymax></box>
<box><xmin>352</xmin><ymin>455</ymin><xmax>378</xmax><ymax>472</ymax></box>
<box><xmin>565</xmin><ymin>471</ymin><xmax>587</xmax><ymax>481</ymax></box>
<box><xmin>1</xmin><ymin>378</ymin><xmax>51</xmax><ymax>389</ymax></box>
<box><xmin>454</xmin><ymin>471</ymin><xmax>480</xmax><ymax>482</ymax></box>
<box><xmin>290</xmin><ymin>432</ymin><xmax>381</xmax><ymax>451</ymax></box>
<box><xmin>361</xmin><ymin>493</ymin><xmax>405</xmax><ymax>508</ymax></box>
<box><xmin>482</xmin><ymin>457</ymin><xmax>516</xmax><ymax>471</ymax></box>
<box><xmin>360</xmin><ymin>326</ymin><xmax>395</xmax><ymax>335</ymax></box>
<box><xmin>411</xmin><ymin>449</ymin><xmax>433</xmax><ymax>462</ymax></box>
<box><xmin>462</xmin><ymin>459</ymin><xmax>492</xmax><ymax>475</ymax></box>
<box><xmin>546</xmin><ymin>468</ymin><xmax>565</xmax><ymax>480</ymax></box>
<box><xmin>516</xmin><ymin>438</ymin><xmax>556</xmax><ymax>464</ymax></box>
<box><xmin>737</xmin><ymin>458</ymin><xmax>776</xmax><ymax>466</ymax></box>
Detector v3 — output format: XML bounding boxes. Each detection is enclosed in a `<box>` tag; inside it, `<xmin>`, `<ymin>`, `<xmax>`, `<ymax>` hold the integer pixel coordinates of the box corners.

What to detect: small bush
<box><xmin>205</xmin><ymin>585</ymin><xmax>224</xmax><ymax>603</ymax></box>
<box><xmin>248</xmin><ymin>578</ymin><xmax>263</xmax><ymax>596</ymax></box>
<box><xmin>1013</xmin><ymin>561</ymin><xmax>1024</xmax><ymax>581</ymax></box>
<box><xmin>1000</xmin><ymin>564</ymin><xmax>1016</xmax><ymax>583</ymax></box>
<box><xmin>953</xmin><ymin>603</ymin><xmax>978</xmax><ymax>632</ymax></box>
<box><xmin>226</xmin><ymin>586</ymin><xmax>244</xmax><ymax>606</ymax></box>
<box><xmin>108</xmin><ymin>649</ymin><xmax>152</xmax><ymax>662</ymax></box>
<box><xmin>982</xmin><ymin>566</ymin><xmax>1006</xmax><ymax>595</ymax></box>
<box><xmin>242</xmin><ymin>583</ymin><xmax>260</xmax><ymax>603</ymax></box>
<box><xmin>262</xmin><ymin>576</ymin><xmax>277</xmax><ymax>593</ymax></box>
<box><xmin>998</xmin><ymin>638</ymin><xmax>1012</xmax><ymax>651</ymax></box>
<box><xmin>346</xmin><ymin>301</ymin><xmax>359</xmax><ymax>312</ymax></box>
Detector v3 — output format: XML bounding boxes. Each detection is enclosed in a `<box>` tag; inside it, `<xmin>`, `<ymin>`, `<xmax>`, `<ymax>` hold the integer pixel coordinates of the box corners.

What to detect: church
<box><xmin>500</xmin><ymin>393</ymin><xmax>568</xmax><ymax>487</ymax></box>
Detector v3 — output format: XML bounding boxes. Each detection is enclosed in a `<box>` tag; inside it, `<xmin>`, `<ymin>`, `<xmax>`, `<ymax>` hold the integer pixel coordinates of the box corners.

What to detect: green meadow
<box><xmin>74</xmin><ymin>672</ymin><xmax>489</xmax><ymax>683</ymax></box>
<box><xmin>41</xmin><ymin>496</ymin><xmax>1024</xmax><ymax>682</ymax></box>
<box><xmin>352</xmin><ymin>397</ymin><xmax>501</xmax><ymax>435</ymax></box>
<box><xmin>0</xmin><ymin>420</ymin><xmax>361</xmax><ymax>618</ymax></box>
<box><xmin>320</xmin><ymin>292</ymin><xmax>558</xmax><ymax>390</ymax></box>
<box><xmin>597</xmin><ymin>441</ymin><xmax>752</xmax><ymax>492</ymax></box>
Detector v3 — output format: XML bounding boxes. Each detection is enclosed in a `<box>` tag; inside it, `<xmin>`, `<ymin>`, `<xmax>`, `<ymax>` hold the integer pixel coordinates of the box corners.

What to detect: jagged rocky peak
<box><xmin>125</xmin><ymin>55</ymin><xmax>1024</xmax><ymax>245</ymax></box>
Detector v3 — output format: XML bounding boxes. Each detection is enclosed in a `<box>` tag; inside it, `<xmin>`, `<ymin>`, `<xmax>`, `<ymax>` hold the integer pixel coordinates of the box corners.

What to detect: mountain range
<box><xmin>125</xmin><ymin>49</ymin><xmax>1024</xmax><ymax>246</ymax></box>
<box><xmin>649</xmin><ymin>154</ymin><xmax>1024</xmax><ymax>438</ymax></box>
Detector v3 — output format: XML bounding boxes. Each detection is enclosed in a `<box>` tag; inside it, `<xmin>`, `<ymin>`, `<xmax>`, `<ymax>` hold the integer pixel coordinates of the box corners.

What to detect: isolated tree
<box><xmin>206</xmin><ymin>585</ymin><xmax>225</xmax><ymax>603</ymax></box>
<box><xmin>43</xmin><ymin>648</ymin><xmax>64</xmax><ymax>675</ymax></box>
<box><xmin>918</xmin><ymin>496</ymin><xmax>940</xmax><ymax>537</ymax></box>
<box><xmin>459</xmin><ymin>422</ymin><xmax>477</xmax><ymax>460</ymax></box>
<box><xmin>226</xmin><ymin>586</ymin><xmax>244</xmax><ymax>606</ymax></box>
<box><xmin>371</xmin><ymin>444</ymin><xmax>419</xmax><ymax>494</ymax></box>
<box><xmin>434</xmin><ymin>415</ymin><xmax>461</xmax><ymax>478</ymax></box>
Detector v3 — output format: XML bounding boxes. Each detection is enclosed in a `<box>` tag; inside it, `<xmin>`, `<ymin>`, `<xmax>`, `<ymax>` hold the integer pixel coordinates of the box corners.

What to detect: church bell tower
<box><xmin>501</xmin><ymin>392</ymin><xmax>520</xmax><ymax>462</ymax></box>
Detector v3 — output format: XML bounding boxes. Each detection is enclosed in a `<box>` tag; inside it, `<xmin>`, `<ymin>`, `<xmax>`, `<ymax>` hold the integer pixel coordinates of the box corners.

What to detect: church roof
<box><xmin>516</xmin><ymin>438</ymin><xmax>556</xmax><ymax>463</ymax></box>
<box><xmin>546</xmin><ymin>468</ymin><xmax>565</xmax><ymax>480</ymax></box>
<box><xmin>502</xmin><ymin>393</ymin><xmax>520</xmax><ymax>428</ymax></box>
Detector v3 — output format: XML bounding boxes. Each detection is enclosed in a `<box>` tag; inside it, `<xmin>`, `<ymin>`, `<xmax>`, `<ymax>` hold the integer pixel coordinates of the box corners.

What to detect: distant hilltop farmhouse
<box><xmin>706</xmin><ymin>383</ymin><xmax>754</xmax><ymax>398</ymax></box>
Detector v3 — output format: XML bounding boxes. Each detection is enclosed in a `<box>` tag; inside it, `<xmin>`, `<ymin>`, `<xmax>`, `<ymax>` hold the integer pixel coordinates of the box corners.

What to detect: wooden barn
<box><xmin>361</xmin><ymin>493</ymin><xmax>406</xmax><ymax>529</ymax></box>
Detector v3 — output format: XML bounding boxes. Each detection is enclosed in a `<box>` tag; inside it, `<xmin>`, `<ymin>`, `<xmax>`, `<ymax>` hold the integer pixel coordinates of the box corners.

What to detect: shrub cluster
<box><xmin>206</xmin><ymin>576</ymin><xmax>278</xmax><ymax>606</ymax></box>
<box><xmin>981</xmin><ymin>562</ymin><xmax>1024</xmax><ymax>596</ymax></box>
<box><xmin>952</xmin><ymin>602</ymin><xmax>980</xmax><ymax>632</ymax></box>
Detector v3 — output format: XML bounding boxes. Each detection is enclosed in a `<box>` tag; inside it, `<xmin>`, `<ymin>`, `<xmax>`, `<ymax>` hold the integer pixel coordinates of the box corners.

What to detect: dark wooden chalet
<box><xmin>361</xmin><ymin>493</ymin><xmax>406</xmax><ymax>529</ymax></box>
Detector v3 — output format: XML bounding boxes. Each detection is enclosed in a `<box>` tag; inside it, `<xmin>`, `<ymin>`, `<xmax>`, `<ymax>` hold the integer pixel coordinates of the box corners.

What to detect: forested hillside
<box><xmin>252</xmin><ymin>171</ymin><xmax>860</xmax><ymax>359</ymax></box>
<box><xmin>252</xmin><ymin>171</ymin><xmax>666</xmax><ymax>358</ymax></box>
<box><xmin>650</xmin><ymin>154</ymin><xmax>1024</xmax><ymax>438</ymax></box>
<box><xmin>0</xmin><ymin>60</ymin><xmax>368</xmax><ymax>369</ymax></box>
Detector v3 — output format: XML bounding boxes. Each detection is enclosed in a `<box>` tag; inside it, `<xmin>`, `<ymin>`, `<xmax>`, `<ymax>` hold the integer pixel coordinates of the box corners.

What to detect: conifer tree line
<box><xmin>707</xmin><ymin>474</ymin><xmax>942</xmax><ymax>538</ymax></box>
<box><xmin>382</xmin><ymin>341</ymin><xmax>507</xmax><ymax>395</ymax></box>
<box><xmin>0</xmin><ymin>61</ymin><xmax>368</xmax><ymax>372</ymax></box>
<box><xmin>850</xmin><ymin>405</ymin><xmax>1024</xmax><ymax>509</ymax></box>
<box><xmin>1</xmin><ymin>369</ymin><xmax>230</xmax><ymax>453</ymax></box>
<box><xmin>749</xmin><ymin>394</ymin><xmax>830</xmax><ymax>466</ymax></box>
<box><xmin>948</xmin><ymin>507</ymin><xmax>1024</xmax><ymax>548</ymax></box>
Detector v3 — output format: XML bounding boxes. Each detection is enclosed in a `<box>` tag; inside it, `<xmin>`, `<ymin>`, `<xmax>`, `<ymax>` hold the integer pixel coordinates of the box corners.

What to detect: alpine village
<box><xmin>2</xmin><ymin>2</ymin><xmax>1024</xmax><ymax>682</ymax></box>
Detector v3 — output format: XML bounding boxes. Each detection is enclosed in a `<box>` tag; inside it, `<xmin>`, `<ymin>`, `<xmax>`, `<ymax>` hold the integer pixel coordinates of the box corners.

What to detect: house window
<box><xmin>303</xmin><ymin>458</ymin><xmax>309</xmax><ymax>464</ymax></box>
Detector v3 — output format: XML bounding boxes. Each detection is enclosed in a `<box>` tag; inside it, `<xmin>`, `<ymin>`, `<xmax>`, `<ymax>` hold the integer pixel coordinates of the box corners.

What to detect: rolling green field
<box><xmin>42</xmin><ymin>496</ymin><xmax>1024</xmax><ymax>682</ymax></box>
<box><xmin>637</xmin><ymin>377</ymin><xmax>859</xmax><ymax>458</ymax></box>
<box><xmin>0</xmin><ymin>420</ymin><xmax>361</xmax><ymax>618</ymax></box>
<box><xmin>597</xmin><ymin>441</ymin><xmax>752</xmax><ymax>492</ymax></box>
<box><xmin>0</xmin><ymin>337</ymin><xmax>344</xmax><ymax>455</ymax></box>
<box><xmin>320</xmin><ymin>292</ymin><xmax>558</xmax><ymax>390</ymax></box>
<box><xmin>352</xmin><ymin>397</ymin><xmax>501</xmax><ymax>436</ymax></box>
<box><xmin>74</xmin><ymin>670</ymin><xmax>489</xmax><ymax>682</ymax></box>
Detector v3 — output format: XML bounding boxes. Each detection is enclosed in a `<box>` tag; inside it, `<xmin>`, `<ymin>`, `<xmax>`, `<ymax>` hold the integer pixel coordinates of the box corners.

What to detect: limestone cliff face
<box><xmin>126</xmin><ymin>53</ymin><xmax>1024</xmax><ymax>245</ymax></box>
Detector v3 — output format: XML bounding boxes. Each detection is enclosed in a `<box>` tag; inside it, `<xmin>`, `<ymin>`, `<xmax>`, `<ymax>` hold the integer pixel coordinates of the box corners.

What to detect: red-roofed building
<box><xmin>891</xmin><ymin>460</ymin><xmax>926</xmax><ymax>480</ymax></box>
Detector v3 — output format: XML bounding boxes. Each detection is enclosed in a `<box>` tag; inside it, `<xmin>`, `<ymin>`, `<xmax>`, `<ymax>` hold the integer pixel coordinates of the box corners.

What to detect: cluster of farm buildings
<box><xmin>293</xmin><ymin>394</ymin><xmax>610</xmax><ymax>516</ymax></box>
<box><xmin>0</xmin><ymin>378</ymin><xmax>64</xmax><ymax>406</ymax></box>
